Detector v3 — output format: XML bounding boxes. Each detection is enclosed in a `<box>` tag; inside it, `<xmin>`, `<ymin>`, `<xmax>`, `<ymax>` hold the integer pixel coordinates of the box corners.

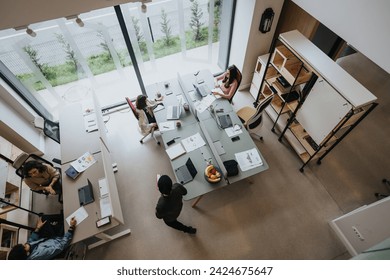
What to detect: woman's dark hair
<box><xmin>8</xmin><ymin>244</ymin><xmax>28</xmax><ymax>260</ymax></box>
<box><xmin>222</xmin><ymin>65</ymin><xmax>239</xmax><ymax>87</ymax></box>
<box><xmin>23</xmin><ymin>161</ymin><xmax>46</xmax><ymax>177</ymax></box>
<box><xmin>136</xmin><ymin>95</ymin><xmax>147</xmax><ymax>110</ymax></box>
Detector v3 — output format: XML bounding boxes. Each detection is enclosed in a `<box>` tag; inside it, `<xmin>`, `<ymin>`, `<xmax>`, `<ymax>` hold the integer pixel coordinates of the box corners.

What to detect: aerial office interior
<box><xmin>1</xmin><ymin>0</ymin><xmax>389</xmax><ymax>260</ymax></box>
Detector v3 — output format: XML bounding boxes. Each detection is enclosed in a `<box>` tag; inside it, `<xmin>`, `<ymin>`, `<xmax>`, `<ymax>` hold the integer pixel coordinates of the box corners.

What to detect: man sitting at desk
<box><xmin>7</xmin><ymin>217</ymin><xmax>77</xmax><ymax>260</ymax></box>
<box><xmin>155</xmin><ymin>175</ymin><xmax>196</xmax><ymax>234</ymax></box>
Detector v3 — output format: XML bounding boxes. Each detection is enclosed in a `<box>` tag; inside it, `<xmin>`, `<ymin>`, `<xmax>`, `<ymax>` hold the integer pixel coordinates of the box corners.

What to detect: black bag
<box><xmin>223</xmin><ymin>160</ymin><xmax>239</xmax><ymax>177</ymax></box>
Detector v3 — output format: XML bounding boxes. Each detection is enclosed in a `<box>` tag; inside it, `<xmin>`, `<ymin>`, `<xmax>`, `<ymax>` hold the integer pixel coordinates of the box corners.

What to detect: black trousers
<box><xmin>164</xmin><ymin>219</ymin><xmax>191</xmax><ymax>233</ymax></box>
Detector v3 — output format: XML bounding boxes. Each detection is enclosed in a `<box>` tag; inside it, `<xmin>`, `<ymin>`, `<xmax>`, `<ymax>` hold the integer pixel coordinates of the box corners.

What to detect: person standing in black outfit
<box><xmin>155</xmin><ymin>175</ymin><xmax>196</xmax><ymax>234</ymax></box>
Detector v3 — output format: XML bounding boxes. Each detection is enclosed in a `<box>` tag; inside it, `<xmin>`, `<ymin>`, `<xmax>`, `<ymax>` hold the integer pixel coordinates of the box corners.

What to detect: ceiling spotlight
<box><xmin>76</xmin><ymin>17</ymin><xmax>84</xmax><ymax>27</ymax></box>
<box><xmin>141</xmin><ymin>2</ymin><xmax>147</xmax><ymax>13</ymax></box>
<box><xmin>26</xmin><ymin>27</ymin><xmax>36</xmax><ymax>37</ymax></box>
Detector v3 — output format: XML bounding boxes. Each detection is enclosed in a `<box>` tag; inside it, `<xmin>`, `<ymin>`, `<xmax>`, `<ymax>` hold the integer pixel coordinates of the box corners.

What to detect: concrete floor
<box><xmin>32</xmin><ymin>52</ymin><xmax>390</xmax><ymax>260</ymax></box>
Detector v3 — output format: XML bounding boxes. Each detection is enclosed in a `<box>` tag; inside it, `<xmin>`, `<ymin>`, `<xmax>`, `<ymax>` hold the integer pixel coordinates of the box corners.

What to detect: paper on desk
<box><xmin>153</xmin><ymin>103</ymin><xmax>165</xmax><ymax>112</ymax></box>
<box><xmin>66</xmin><ymin>206</ymin><xmax>88</xmax><ymax>226</ymax></box>
<box><xmin>225</xmin><ymin>125</ymin><xmax>243</xmax><ymax>137</ymax></box>
<box><xmin>71</xmin><ymin>152</ymin><xmax>97</xmax><ymax>173</ymax></box>
<box><xmin>235</xmin><ymin>148</ymin><xmax>263</xmax><ymax>171</ymax></box>
<box><xmin>100</xmin><ymin>196</ymin><xmax>112</xmax><ymax>218</ymax></box>
<box><xmin>195</xmin><ymin>94</ymin><xmax>216</xmax><ymax>113</ymax></box>
<box><xmin>165</xmin><ymin>143</ymin><xmax>186</xmax><ymax>160</ymax></box>
<box><xmin>159</xmin><ymin>121</ymin><xmax>175</xmax><ymax>132</ymax></box>
<box><xmin>98</xmin><ymin>177</ymin><xmax>108</xmax><ymax>198</ymax></box>
<box><xmin>181</xmin><ymin>132</ymin><xmax>206</xmax><ymax>153</ymax></box>
<box><xmin>84</xmin><ymin>113</ymin><xmax>98</xmax><ymax>133</ymax></box>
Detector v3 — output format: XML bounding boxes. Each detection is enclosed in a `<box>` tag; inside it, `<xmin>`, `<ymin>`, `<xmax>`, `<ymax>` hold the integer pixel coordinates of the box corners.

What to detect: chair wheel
<box><xmin>157</xmin><ymin>141</ymin><xmax>161</xmax><ymax>145</ymax></box>
<box><xmin>140</xmin><ymin>140</ymin><xmax>143</xmax><ymax>144</ymax></box>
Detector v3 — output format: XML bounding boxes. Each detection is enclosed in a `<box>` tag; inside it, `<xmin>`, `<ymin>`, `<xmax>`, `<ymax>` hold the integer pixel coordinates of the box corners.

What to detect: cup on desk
<box><xmin>183</xmin><ymin>103</ymin><xmax>190</xmax><ymax>112</ymax></box>
<box><xmin>176</xmin><ymin>121</ymin><xmax>182</xmax><ymax>128</ymax></box>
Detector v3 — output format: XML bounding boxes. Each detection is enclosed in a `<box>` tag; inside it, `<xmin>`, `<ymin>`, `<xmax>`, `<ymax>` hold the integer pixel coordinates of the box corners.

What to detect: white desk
<box><xmin>59</xmin><ymin>100</ymin><xmax>130</xmax><ymax>249</ymax></box>
<box><xmin>147</xmin><ymin>70</ymin><xmax>269</xmax><ymax>206</ymax></box>
<box><xmin>59</xmin><ymin>103</ymin><xmax>100</xmax><ymax>164</ymax></box>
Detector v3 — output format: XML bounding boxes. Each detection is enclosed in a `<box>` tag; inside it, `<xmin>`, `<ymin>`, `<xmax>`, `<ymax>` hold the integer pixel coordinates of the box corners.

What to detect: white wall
<box><xmin>0</xmin><ymin>80</ymin><xmax>44</xmax><ymax>154</ymax></box>
<box><xmin>229</xmin><ymin>0</ymin><xmax>283</xmax><ymax>89</ymax></box>
<box><xmin>292</xmin><ymin>0</ymin><xmax>390</xmax><ymax>74</ymax></box>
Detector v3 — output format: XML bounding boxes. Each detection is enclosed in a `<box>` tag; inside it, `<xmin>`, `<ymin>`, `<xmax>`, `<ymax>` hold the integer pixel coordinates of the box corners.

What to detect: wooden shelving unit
<box><xmin>256</xmin><ymin>30</ymin><xmax>378</xmax><ymax>171</ymax></box>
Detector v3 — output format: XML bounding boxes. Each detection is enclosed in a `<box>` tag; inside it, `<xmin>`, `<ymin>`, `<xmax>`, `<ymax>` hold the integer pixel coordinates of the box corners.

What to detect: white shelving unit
<box><xmin>258</xmin><ymin>30</ymin><xmax>378</xmax><ymax>171</ymax></box>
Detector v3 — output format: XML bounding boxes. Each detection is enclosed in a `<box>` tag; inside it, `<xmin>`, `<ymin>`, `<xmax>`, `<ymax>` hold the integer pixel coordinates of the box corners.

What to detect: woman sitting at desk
<box><xmin>212</xmin><ymin>65</ymin><xmax>241</xmax><ymax>102</ymax></box>
<box><xmin>23</xmin><ymin>161</ymin><xmax>61</xmax><ymax>195</ymax></box>
<box><xmin>135</xmin><ymin>95</ymin><xmax>160</xmax><ymax>135</ymax></box>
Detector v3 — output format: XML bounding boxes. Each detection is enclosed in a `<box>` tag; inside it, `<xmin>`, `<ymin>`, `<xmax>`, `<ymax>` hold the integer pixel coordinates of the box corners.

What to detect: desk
<box><xmin>147</xmin><ymin>78</ymin><xmax>198</xmax><ymax>127</ymax></box>
<box><xmin>59</xmin><ymin>98</ymin><xmax>130</xmax><ymax>249</ymax></box>
<box><xmin>147</xmin><ymin>70</ymin><xmax>269</xmax><ymax>206</ymax></box>
<box><xmin>59</xmin><ymin>103</ymin><xmax>100</xmax><ymax>164</ymax></box>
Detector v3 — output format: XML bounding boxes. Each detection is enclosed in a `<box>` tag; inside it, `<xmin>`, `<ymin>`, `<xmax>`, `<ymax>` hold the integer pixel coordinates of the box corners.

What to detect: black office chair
<box><xmin>13</xmin><ymin>153</ymin><xmax>63</xmax><ymax>203</ymax></box>
<box><xmin>34</xmin><ymin>116</ymin><xmax>60</xmax><ymax>144</ymax></box>
<box><xmin>236</xmin><ymin>94</ymin><xmax>274</xmax><ymax>141</ymax></box>
<box><xmin>375</xmin><ymin>178</ymin><xmax>390</xmax><ymax>199</ymax></box>
<box><xmin>125</xmin><ymin>97</ymin><xmax>160</xmax><ymax>145</ymax></box>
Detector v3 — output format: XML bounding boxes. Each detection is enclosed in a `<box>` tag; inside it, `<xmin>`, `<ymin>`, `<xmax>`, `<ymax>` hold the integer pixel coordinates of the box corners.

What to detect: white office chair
<box><xmin>236</xmin><ymin>94</ymin><xmax>274</xmax><ymax>141</ymax></box>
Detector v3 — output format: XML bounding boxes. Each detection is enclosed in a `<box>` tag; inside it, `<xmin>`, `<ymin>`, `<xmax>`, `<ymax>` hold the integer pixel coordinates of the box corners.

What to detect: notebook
<box><xmin>78</xmin><ymin>179</ymin><xmax>95</xmax><ymax>206</ymax></box>
<box><xmin>193</xmin><ymin>83</ymin><xmax>209</xmax><ymax>98</ymax></box>
<box><xmin>175</xmin><ymin>158</ymin><xmax>198</xmax><ymax>185</ymax></box>
<box><xmin>166</xmin><ymin>143</ymin><xmax>186</xmax><ymax>160</ymax></box>
<box><xmin>218</xmin><ymin>114</ymin><xmax>233</xmax><ymax>129</ymax></box>
<box><xmin>65</xmin><ymin>165</ymin><xmax>80</xmax><ymax>180</ymax></box>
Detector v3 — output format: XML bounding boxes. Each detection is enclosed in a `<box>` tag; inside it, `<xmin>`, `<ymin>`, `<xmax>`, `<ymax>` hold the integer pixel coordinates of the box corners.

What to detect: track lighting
<box><xmin>65</xmin><ymin>15</ymin><xmax>84</xmax><ymax>27</ymax></box>
<box><xmin>141</xmin><ymin>2</ymin><xmax>147</xmax><ymax>13</ymax></box>
<box><xmin>26</xmin><ymin>27</ymin><xmax>37</xmax><ymax>37</ymax></box>
<box><xmin>76</xmin><ymin>17</ymin><xmax>84</xmax><ymax>27</ymax></box>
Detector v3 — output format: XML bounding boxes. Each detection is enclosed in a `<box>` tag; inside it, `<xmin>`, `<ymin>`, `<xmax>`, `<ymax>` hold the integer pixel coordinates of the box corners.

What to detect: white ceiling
<box><xmin>292</xmin><ymin>0</ymin><xmax>390</xmax><ymax>74</ymax></box>
<box><xmin>0</xmin><ymin>0</ymin><xmax>136</xmax><ymax>30</ymax></box>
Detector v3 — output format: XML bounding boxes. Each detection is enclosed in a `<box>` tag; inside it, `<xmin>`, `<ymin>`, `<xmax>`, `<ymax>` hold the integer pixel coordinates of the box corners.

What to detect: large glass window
<box><xmin>0</xmin><ymin>0</ymin><xmax>227</xmax><ymax>120</ymax></box>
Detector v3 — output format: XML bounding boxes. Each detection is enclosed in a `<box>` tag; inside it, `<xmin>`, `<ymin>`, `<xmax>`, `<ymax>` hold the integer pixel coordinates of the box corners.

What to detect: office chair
<box><xmin>228</xmin><ymin>65</ymin><xmax>242</xmax><ymax>104</ymax></box>
<box><xmin>13</xmin><ymin>153</ymin><xmax>63</xmax><ymax>203</ymax></box>
<box><xmin>125</xmin><ymin>97</ymin><xmax>160</xmax><ymax>145</ymax></box>
<box><xmin>236</xmin><ymin>94</ymin><xmax>274</xmax><ymax>141</ymax></box>
<box><xmin>375</xmin><ymin>178</ymin><xmax>390</xmax><ymax>199</ymax></box>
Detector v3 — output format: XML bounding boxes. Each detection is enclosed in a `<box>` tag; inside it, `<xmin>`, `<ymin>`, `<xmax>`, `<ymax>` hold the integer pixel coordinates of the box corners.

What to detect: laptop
<box><xmin>175</xmin><ymin>158</ymin><xmax>198</xmax><ymax>185</ymax></box>
<box><xmin>166</xmin><ymin>99</ymin><xmax>183</xmax><ymax>120</ymax></box>
<box><xmin>193</xmin><ymin>83</ymin><xmax>209</xmax><ymax>98</ymax></box>
<box><xmin>78</xmin><ymin>179</ymin><xmax>95</xmax><ymax>206</ymax></box>
<box><xmin>218</xmin><ymin>114</ymin><xmax>233</xmax><ymax>129</ymax></box>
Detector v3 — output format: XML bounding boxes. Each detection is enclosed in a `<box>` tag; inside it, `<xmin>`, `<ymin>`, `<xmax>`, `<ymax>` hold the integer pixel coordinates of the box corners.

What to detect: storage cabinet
<box><xmin>258</xmin><ymin>30</ymin><xmax>378</xmax><ymax>171</ymax></box>
<box><xmin>249</xmin><ymin>54</ymin><xmax>270</xmax><ymax>99</ymax></box>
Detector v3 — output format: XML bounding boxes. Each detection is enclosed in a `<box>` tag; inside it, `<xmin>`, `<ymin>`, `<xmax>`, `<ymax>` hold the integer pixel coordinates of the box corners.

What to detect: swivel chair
<box><xmin>13</xmin><ymin>153</ymin><xmax>63</xmax><ymax>203</ymax></box>
<box><xmin>125</xmin><ymin>97</ymin><xmax>160</xmax><ymax>145</ymax></box>
<box><xmin>236</xmin><ymin>94</ymin><xmax>274</xmax><ymax>141</ymax></box>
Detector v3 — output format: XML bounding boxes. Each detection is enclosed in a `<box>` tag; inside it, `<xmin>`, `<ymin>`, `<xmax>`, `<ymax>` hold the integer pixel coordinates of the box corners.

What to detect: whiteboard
<box><xmin>296</xmin><ymin>78</ymin><xmax>352</xmax><ymax>145</ymax></box>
